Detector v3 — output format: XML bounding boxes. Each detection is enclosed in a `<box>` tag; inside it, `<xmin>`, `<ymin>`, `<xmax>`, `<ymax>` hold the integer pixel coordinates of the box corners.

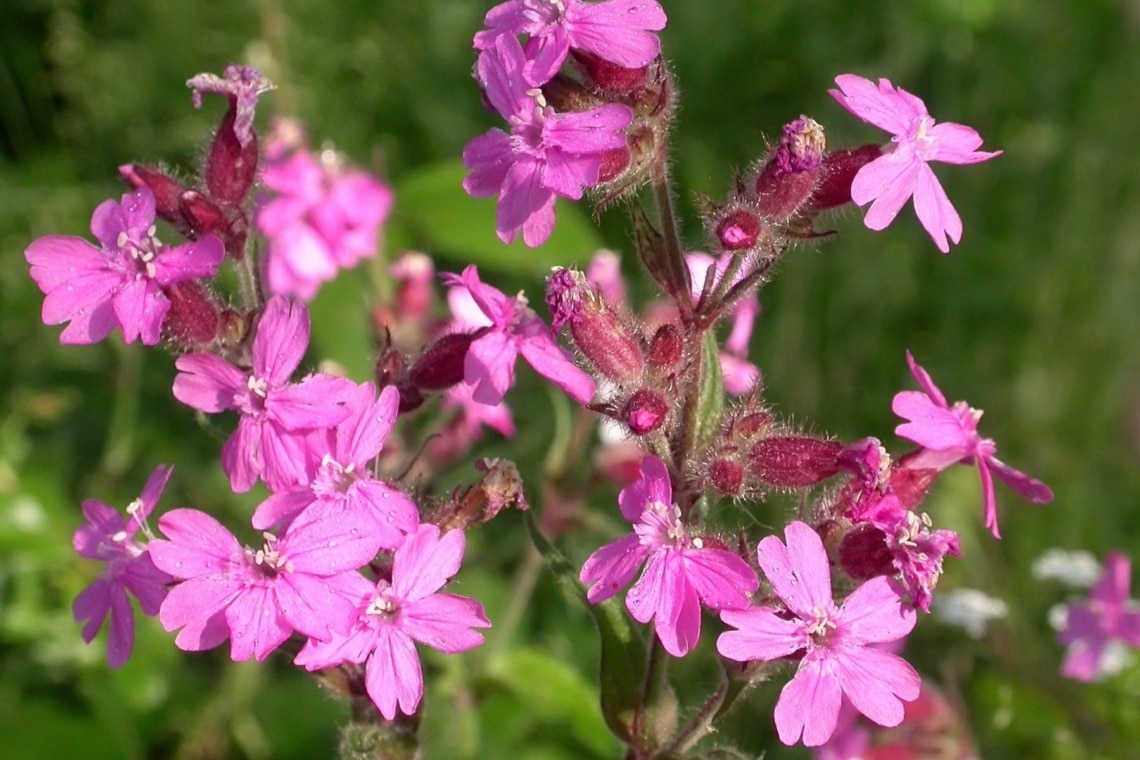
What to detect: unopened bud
<box><xmin>838</xmin><ymin>523</ymin><xmax>895</xmax><ymax>581</ymax></box>
<box><xmin>735</xmin><ymin>410</ymin><xmax>774</xmax><ymax>439</ymax></box>
<box><xmin>647</xmin><ymin>323</ymin><xmax>684</xmax><ymax>371</ymax></box>
<box><xmin>162</xmin><ymin>281</ymin><xmax>221</xmax><ymax>350</ymax></box>
<box><xmin>708</xmin><ymin>458</ymin><xmax>744</xmax><ymax>496</ymax></box>
<box><xmin>179</xmin><ymin>191</ymin><xmax>228</xmax><ymax>239</ymax></box>
<box><xmin>715</xmin><ymin>207</ymin><xmax>764</xmax><ymax>251</ymax></box>
<box><xmin>118</xmin><ymin>164</ymin><xmax>188</xmax><ymax>228</ymax></box>
<box><xmin>598</xmin><ymin>146</ymin><xmax>632</xmax><ymax>183</ymax></box>
<box><xmin>623</xmin><ymin>388</ymin><xmax>669</xmax><ymax>434</ymax></box>
<box><xmin>805</xmin><ymin>144</ymin><xmax>882</xmax><ymax>212</ymax></box>
<box><xmin>570</xmin><ymin>50</ymin><xmax>651</xmax><ymax>96</ymax></box>
<box><xmin>205</xmin><ymin>105</ymin><xmax>259</xmax><ymax>204</ymax></box>
<box><xmin>547</xmin><ymin>268</ymin><xmax>645</xmax><ymax>382</ymax></box>
<box><xmin>888</xmin><ymin>455</ymin><xmax>941</xmax><ymax>510</ymax></box>
<box><xmin>747</xmin><ymin>435</ymin><xmax>843</xmax><ymax>487</ymax></box>
<box><xmin>755</xmin><ymin>117</ymin><xmax>826</xmax><ymax>221</ymax></box>
<box><xmin>407</xmin><ymin>331</ymin><xmax>481</xmax><ymax>392</ymax></box>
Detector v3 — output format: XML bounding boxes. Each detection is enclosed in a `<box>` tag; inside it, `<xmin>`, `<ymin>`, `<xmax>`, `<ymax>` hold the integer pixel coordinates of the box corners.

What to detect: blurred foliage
<box><xmin>2</xmin><ymin>0</ymin><xmax>1140</xmax><ymax>758</ymax></box>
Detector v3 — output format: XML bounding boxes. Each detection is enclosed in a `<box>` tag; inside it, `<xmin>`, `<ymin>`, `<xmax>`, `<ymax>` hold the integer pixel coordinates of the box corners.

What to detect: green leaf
<box><xmin>487</xmin><ymin>648</ymin><xmax>621</xmax><ymax>758</ymax></box>
<box><xmin>522</xmin><ymin>510</ymin><xmax>646</xmax><ymax>744</ymax></box>
<box><xmin>695</xmin><ymin>332</ymin><xmax>725</xmax><ymax>452</ymax></box>
<box><xmin>307</xmin><ymin>269</ymin><xmax>375</xmax><ymax>381</ymax></box>
<box><xmin>392</xmin><ymin>160</ymin><xmax>605</xmax><ymax>276</ymax></box>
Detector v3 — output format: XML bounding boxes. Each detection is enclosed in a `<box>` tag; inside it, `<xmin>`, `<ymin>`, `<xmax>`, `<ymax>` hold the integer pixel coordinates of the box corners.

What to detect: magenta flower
<box><xmin>580</xmin><ymin>456</ymin><xmax>759</xmax><ymax>657</ymax></box>
<box><xmin>72</xmin><ymin>465</ymin><xmax>174</xmax><ymax>668</ymax></box>
<box><xmin>718</xmin><ymin>521</ymin><xmax>920</xmax><ymax>747</ymax></box>
<box><xmin>294</xmin><ymin>523</ymin><xmax>491</xmax><ymax>720</ymax></box>
<box><xmin>829</xmin><ymin>74</ymin><xmax>1002</xmax><ymax>253</ymax></box>
<box><xmin>173</xmin><ymin>296</ymin><xmax>355</xmax><ymax>492</ymax></box>
<box><xmin>251</xmin><ymin>382</ymin><xmax>420</xmax><ymax>547</ymax></box>
<box><xmin>256</xmin><ymin>119</ymin><xmax>394</xmax><ymax>300</ymax></box>
<box><xmin>443</xmin><ymin>265</ymin><xmax>595</xmax><ymax>406</ymax></box>
<box><xmin>149</xmin><ymin>505</ymin><xmax>380</xmax><ymax>661</ymax></box>
<box><xmin>1058</xmin><ymin>552</ymin><xmax>1140</xmax><ymax>682</ymax></box>
<box><xmin>892</xmin><ymin>351</ymin><xmax>1053</xmax><ymax>538</ymax></box>
<box><xmin>474</xmin><ymin>0</ymin><xmax>667</xmax><ymax>86</ymax></box>
<box><xmin>463</xmin><ymin>34</ymin><xmax>633</xmax><ymax>247</ymax></box>
<box><xmin>187</xmin><ymin>64</ymin><xmax>275</xmax><ymax>148</ymax></box>
<box><xmin>25</xmin><ymin>188</ymin><xmax>225</xmax><ymax>345</ymax></box>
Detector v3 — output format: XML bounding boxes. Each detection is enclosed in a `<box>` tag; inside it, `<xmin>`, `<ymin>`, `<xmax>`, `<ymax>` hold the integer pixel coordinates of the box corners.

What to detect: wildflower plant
<box><xmin>27</xmin><ymin>3</ymin><xmax>1120</xmax><ymax>758</ymax></box>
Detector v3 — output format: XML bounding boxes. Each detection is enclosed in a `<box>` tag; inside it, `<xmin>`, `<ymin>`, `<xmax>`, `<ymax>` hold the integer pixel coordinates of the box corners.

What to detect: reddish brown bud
<box><xmin>708</xmin><ymin>459</ymin><xmax>744</xmax><ymax>496</ymax></box>
<box><xmin>547</xmin><ymin>268</ymin><xmax>645</xmax><ymax>382</ymax></box>
<box><xmin>598</xmin><ymin>146</ymin><xmax>632</xmax><ymax>183</ymax></box>
<box><xmin>162</xmin><ymin>281</ymin><xmax>221</xmax><ymax>350</ymax></box>
<box><xmin>735</xmin><ymin>410</ymin><xmax>774</xmax><ymax>439</ymax></box>
<box><xmin>118</xmin><ymin>164</ymin><xmax>189</xmax><ymax>228</ymax></box>
<box><xmin>205</xmin><ymin>104</ymin><xmax>259</xmax><ymax>205</ymax></box>
<box><xmin>806</xmin><ymin>144</ymin><xmax>882</xmax><ymax>212</ymax></box>
<box><xmin>179</xmin><ymin>191</ymin><xmax>228</xmax><ymax>239</ymax></box>
<box><xmin>623</xmin><ymin>388</ymin><xmax>669</xmax><ymax>434</ymax></box>
<box><xmin>838</xmin><ymin>523</ymin><xmax>895</xmax><ymax>580</ymax></box>
<box><xmin>715</xmin><ymin>208</ymin><xmax>764</xmax><ymax>250</ymax></box>
<box><xmin>570</xmin><ymin>50</ymin><xmax>650</xmax><ymax>96</ymax></box>
<box><xmin>747</xmin><ymin>435</ymin><xmax>844</xmax><ymax>487</ymax></box>
<box><xmin>407</xmin><ymin>331</ymin><xmax>482</xmax><ymax>392</ymax></box>
<box><xmin>755</xmin><ymin>117</ymin><xmax>826</xmax><ymax>221</ymax></box>
<box><xmin>647</xmin><ymin>323</ymin><xmax>684</xmax><ymax>372</ymax></box>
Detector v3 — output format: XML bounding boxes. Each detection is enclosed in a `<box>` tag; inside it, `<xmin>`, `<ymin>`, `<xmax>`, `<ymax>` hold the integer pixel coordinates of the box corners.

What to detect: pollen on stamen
<box><xmin>117</xmin><ymin>232</ymin><xmax>130</xmax><ymax>248</ymax></box>
<box><xmin>247</xmin><ymin>375</ymin><xmax>269</xmax><ymax>397</ymax></box>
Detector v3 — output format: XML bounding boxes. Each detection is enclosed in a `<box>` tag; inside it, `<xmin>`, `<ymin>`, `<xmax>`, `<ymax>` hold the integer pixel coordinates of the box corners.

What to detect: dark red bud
<box><xmin>716</xmin><ymin>208</ymin><xmax>764</xmax><ymax>250</ymax></box>
<box><xmin>570</xmin><ymin>50</ymin><xmax>650</xmax><ymax>96</ymax></box>
<box><xmin>549</xmin><ymin>269</ymin><xmax>645</xmax><ymax>382</ymax></box>
<box><xmin>806</xmin><ymin>144</ymin><xmax>883</xmax><ymax>212</ymax></box>
<box><xmin>407</xmin><ymin>331</ymin><xmax>481</xmax><ymax>392</ymax></box>
<box><xmin>205</xmin><ymin>104</ymin><xmax>259</xmax><ymax>204</ymax></box>
<box><xmin>735</xmin><ymin>410</ymin><xmax>774</xmax><ymax>439</ymax></box>
<box><xmin>162</xmin><ymin>281</ymin><xmax>221</xmax><ymax>350</ymax></box>
<box><xmin>179</xmin><ymin>191</ymin><xmax>228</xmax><ymax>239</ymax></box>
<box><xmin>623</xmin><ymin>388</ymin><xmax>669</xmax><ymax>434</ymax></box>
<box><xmin>838</xmin><ymin>523</ymin><xmax>895</xmax><ymax>580</ymax></box>
<box><xmin>647</xmin><ymin>323</ymin><xmax>684</xmax><ymax>371</ymax></box>
<box><xmin>708</xmin><ymin>459</ymin><xmax>744</xmax><ymax>496</ymax></box>
<box><xmin>118</xmin><ymin>164</ymin><xmax>189</xmax><ymax>227</ymax></box>
<box><xmin>747</xmin><ymin>436</ymin><xmax>844</xmax><ymax>487</ymax></box>
<box><xmin>598</xmin><ymin>146</ymin><xmax>632</xmax><ymax>183</ymax></box>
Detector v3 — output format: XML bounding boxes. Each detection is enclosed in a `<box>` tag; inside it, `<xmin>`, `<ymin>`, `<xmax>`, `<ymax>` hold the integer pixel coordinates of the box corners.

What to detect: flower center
<box><xmin>312</xmin><ymin>455</ymin><xmax>361</xmax><ymax>497</ymax></box>
<box><xmin>366</xmin><ymin>583</ymin><xmax>400</xmax><ymax>620</ymax></box>
<box><xmin>637</xmin><ymin>500</ymin><xmax>690</xmax><ymax>549</ymax></box>
<box><xmin>905</xmin><ymin>116</ymin><xmax>938</xmax><ymax>159</ymax></box>
<box><xmin>116</xmin><ymin>226</ymin><xmax>162</xmax><ymax>280</ymax></box>
<box><xmin>247</xmin><ymin>533</ymin><xmax>293</xmax><ymax>577</ymax></box>
<box><xmin>805</xmin><ymin>607</ymin><xmax>837</xmax><ymax>643</ymax></box>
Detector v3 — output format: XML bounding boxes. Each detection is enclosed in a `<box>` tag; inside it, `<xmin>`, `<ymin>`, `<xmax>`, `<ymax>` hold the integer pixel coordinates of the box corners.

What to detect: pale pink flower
<box><xmin>187</xmin><ymin>64</ymin><xmax>275</xmax><ymax>148</ymax></box>
<box><xmin>443</xmin><ymin>265</ymin><xmax>595</xmax><ymax>406</ymax></box>
<box><xmin>585</xmin><ymin>249</ymin><xmax>626</xmax><ymax>306</ymax></box>
<box><xmin>172</xmin><ymin>296</ymin><xmax>355</xmax><ymax>492</ymax></box>
<box><xmin>25</xmin><ymin>188</ymin><xmax>224</xmax><ymax>345</ymax></box>
<box><xmin>251</xmin><ymin>383</ymin><xmax>420</xmax><ymax>546</ymax></box>
<box><xmin>1059</xmin><ymin>552</ymin><xmax>1140</xmax><ymax>682</ymax></box>
<box><xmin>294</xmin><ymin>523</ymin><xmax>491</xmax><ymax>720</ymax></box>
<box><xmin>718</xmin><ymin>521</ymin><xmax>920</xmax><ymax>747</ymax></box>
<box><xmin>829</xmin><ymin>74</ymin><xmax>1002</xmax><ymax>253</ymax></box>
<box><xmin>463</xmin><ymin>35</ymin><xmax>633</xmax><ymax>247</ymax></box>
<box><xmin>72</xmin><ymin>465</ymin><xmax>174</xmax><ymax>668</ymax></box>
<box><xmin>580</xmin><ymin>456</ymin><xmax>758</xmax><ymax>657</ymax></box>
<box><xmin>149</xmin><ymin>505</ymin><xmax>379</xmax><ymax>661</ymax></box>
<box><xmin>256</xmin><ymin>120</ymin><xmax>394</xmax><ymax>300</ymax></box>
<box><xmin>892</xmin><ymin>351</ymin><xmax>1053</xmax><ymax>538</ymax></box>
<box><xmin>474</xmin><ymin>0</ymin><xmax>667</xmax><ymax>86</ymax></box>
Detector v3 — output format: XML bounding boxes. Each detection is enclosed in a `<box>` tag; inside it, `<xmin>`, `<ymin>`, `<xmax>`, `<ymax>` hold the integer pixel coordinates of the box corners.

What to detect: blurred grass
<box><xmin>2</xmin><ymin>0</ymin><xmax>1139</xmax><ymax>757</ymax></box>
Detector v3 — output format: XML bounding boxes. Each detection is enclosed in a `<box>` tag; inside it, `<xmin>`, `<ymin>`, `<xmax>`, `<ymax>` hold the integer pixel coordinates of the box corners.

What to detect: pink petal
<box><xmin>904</xmin><ymin>350</ymin><xmax>948</xmax><ymax>407</ymax></box>
<box><xmin>774</xmin><ymin>655</ymin><xmax>843</xmax><ymax>747</ymax></box>
<box><xmin>545</xmin><ymin>104</ymin><xmax>632</xmax><ymax>155</ymax></box>
<box><xmin>353</xmin><ymin>482</ymin><xmax>421</xmax><ymax>550</ymax></box>
<box><xmin>251</xmin><ymin>488</ymin><xmax>315</xmax><ymax>531</ymax></box>
<box><xmin>73</xmin><ymin>577</ymin><xmax>112</xmax><ymax>643</ymax></box>
<box><xmin>892</xmin><ymin>391</ymin><xmax>970</xmax><ymax>451</ymax></box>
<box><xmin>617</xmin><ymin>455</ymin><xmax>671</xmax><ymax>523</ymax></box>
<box><xmin>517</xmin><ymin>326</ymin><xmax>596</xmax><ymax>404</ymax></box>
<box><xmin>452</xmin><ymin>265</ymin><xmax>515</xmax><ymax>326</ymax></box>
<box><xmin>121</xmin><ymin>554</ymin><xmax>172</xmax><ymax>614</ymax></box>
<box><xmin>853</xmin><ymin>155</ymin><xmax>920</xmax><ymax>231</ymax></box>
<box><xmin>836</xmin><ymin>576</ymin><xmax>916</xmax><ymax>645</ymax></box>
<box><xmin>654</xmin><ymin>557</ymin><xmax>702</xmax><ymax>657</ymax></box>
<box><xmin>25</xmin><ymin>235</ymin><xmax>109</xmax><ymax>289</ymax></box>
<box><xmin>1060</xmin><ymin>640</ymin><xmax>1102</xmax><ymax>682</ymax></box>
<box><xmin>276</xmin><ymin>571</ymin><xmax>360</xmax><ymax>639</ymax></box>
<box><xmin>151</xmin><ymin>509</ymin><xmax>243</xmax><ymax>578</ymax></box>
<box><xmin>477</xmin><ymin>35</ymin><xmax>533</xmax><ymax>120</ymax></box>
<box><xmin>159</xmin><ymin>576</ymin><xmax>242</xmax><ymax>651</ymax></box>
<box><xmin>173</xmin><ymin>354</ymin><xmax>245</xmax><ymax>413</ymax></box>
<box><xmin>105</xmin><ymin>589</ymin><xmax>136</xmax><ymax>669</ymax></box>
<box><xmin>928</xmin><ymin>122</ymin><xmax>1001</xmax><ymax>165</ymax></box>
<box><xmin>285</xmin><ymin>502</ymin><xmax>386</xmax><ymax>575</ymax></box>
<box><xmin>462</xmin><ymin>130</ymin><xmax>516</xmax><ymax>199</ymax></box>
<box><xmin>989</xmin><ymin>456</ymin><xmax>1053</xmax><ymax>504</ymax></box>
<box><xmin>682</xmin><ymin>547</ymin><xmax>759</xmax><ymax>611</ymax></box>
<box><xmin>268</xmin><ymin>373</ymin><xmax>355</xmax><ymax>430</ymax></box>
<box><xmin>392</xmin><ymin>524</ymin><xmax>465</xmax><ymax>602</ymax></box>
<box><xmin>833</xmin><ymin>648</ymin><xmax>920</xmax><ymax>729</ymax></box>
<box><xmin>260</xmin><ymin>424</ymin><xmax>317</xmax><ymax>492</ymax></box>
<box><xmin>522</xmin><ymin>27</ymin><xmax>570</xmax><ymax>86</ymax></box>
<box><xmin>542</xmin><ymin>147</ymin><xmax>600</xmax><ymax>200</ymax></box>
<box><xmin>567</xmin><ymin>0</ymin><xmax>666</xmax><ymax>67</ymax></box>
<box><xmin>153</xmin><ymin>236</ymin><xmax>225</xmax><ymax>284</ymax></box>
<box><xmin>977</xmin><ymin>456</ymin><xmax>1001</xmax><ymax>539</ymax></box>
<box><xmin>295</xmin><ymin>625</ymin><xmax>379</xmax><ymax>670</ymax></box>
<box><xmin>912</xmin><ymin>163</ymin><xmax>962</xmax><ymax>253</ymax></box>
<box><xmin>830</xmin><ymin>74</ymin><xmax>925</xmax><ymax>136</ymax></box>
<box><xmin>74</xmin><ymin>499</ymin><xmax>125</xmax><ymax>558</ymax></box>
<box><xmin>717</xmin><ymin>606</ymin><xmax>805</xmax><ymax>662</ymax></box>
<box><xmin>494</xmin><ymin>155</ymin><xmax>553</xmax><ymax>244</ymax></box>
<box><xmin>756</xmin><ymin>522</ymin><xmax>834</xmax><ymax>619</ymax></box>
<box><xmin>253</xmin><ymin>296</ymin><xmax>310</xmax><ymax>384</ymax></box>
<box><xmin>336</xmin><ymin>383</ymin><xmax>398</xmax><ymax>465</ymax></box>
<box><xmin>137</xmin><ymin>464</ymin><xmax>174</xmax><ymax>518</ymax></box>
<box><xmin>401</xmin><ymin>593</ymin><xmax>491</xmax><ymax>653</ymax></box>
<box><xmin>625</xmin><ymin>550</ymin><xmax>666</xmax><ymax>625</ymax></box>
<box><xmin>221</xmin><ymin>415</ymin><xmax>263</xmax><ymax>493</ymax></box>
<box><xmin>466</xmin><ymin>329</ymin><xmax>519</xmax><ymax>405</ymax></box>
<box><xmin>365</xmin><ymin>626</ymin><xmax>423</xmax><ymax>720</ymax></box>
<box><xmin>580</xmin><ymin>533</ymin><xmax>647</xmax><ymax>604</ymax></box>
<box><xmin>225</xmin><ymin>585</ymin><xmax>292</xmax><ymax>661</ymax></box>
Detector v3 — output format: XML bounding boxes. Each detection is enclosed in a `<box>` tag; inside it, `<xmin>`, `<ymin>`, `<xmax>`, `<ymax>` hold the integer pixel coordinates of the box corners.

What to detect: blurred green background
<box><xmin>2</xmin><ymin>0</ymin><xmax>1140</xmax><ymax>758</ymax></box>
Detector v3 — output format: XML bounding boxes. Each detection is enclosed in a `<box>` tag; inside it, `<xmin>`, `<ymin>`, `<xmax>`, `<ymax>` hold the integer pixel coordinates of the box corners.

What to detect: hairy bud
<box><xmin>623</xmin><ymin>388</ymin><xmax>669</xmax><ymax>434</ymax></box>
<box><xmin>747</xmin><ymin>435</ymin><xmax>844</xmax><ymax>487</ymax></box>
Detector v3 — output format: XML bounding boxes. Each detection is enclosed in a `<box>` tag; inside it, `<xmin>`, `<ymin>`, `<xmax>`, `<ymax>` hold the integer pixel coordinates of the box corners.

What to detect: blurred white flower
<box><xmin>935</xmin><ymin>588</ymin><xmax>1009</xmax><ymax>638</ymax></box>
<box><xmin>1032</xmin><ymin>548</ymin><xmax>1102</xmax><ymax>588</ymax></box>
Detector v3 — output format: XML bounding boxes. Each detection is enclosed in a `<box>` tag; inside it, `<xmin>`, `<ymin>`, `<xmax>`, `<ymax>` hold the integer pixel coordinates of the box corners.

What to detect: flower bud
<box><xmin>755</xmin><ymin>116</ymin><xmax>825</xmax><ymax>221</ymax></box>
<box><xmin>838</xmin><ymin>523</ymin><xmax>895</xmax><ymax>581</ymax></box>
<box><xmin>204</xmin><ymin>104</ymin><xmax>259</xmax><ymax>205</ymax></box>
<box><xmin>647</xmin><ymin>323</ymin><xmax>684</xmax><ymax>372</ymax></box>
<box><xmin>747</xmin><ymin>435</ymin><xmax>844</xmax><ymax>487</ymax></box>
<box><xmin>570</xmin><ymin>50</ymin><xmax>651</xmax><ymax>96</ymax></box>
<box><xmin>162</xmin><ymin>281</ymin><xmax>221</xmax><ymax>350</ymax></box>
<box><xmin>708</xmin><ymin>458</ymin><xmax>744</xmax><ymax>496</ymax></box>
<box><xmin>623</xmin><ymin>388</ymin><xmax>669</xmax><ymax>434</ymax></box>
<box><xmin>805</xmin><ymin>143</ymin><xmax>882</xmax><ymax>212</ymax></box>
<box><xmin>547</xmin><ymin>268</ymin><xmax>645</xmax><ymax>382</ymax></box>
<box><xmin>407</xmin><ymin>330</ymin><xmax>482</xmax><ymax>392</ymax></box>
<box><xmin>118</xmin><ymin>164</ymin><xmax>189</xmax><ymax>229</ymax></box>
<box><xmin>715</xmin><ymin>207</ymin><xmax>764</xmax><ymax>251</ymax></box>
<box><xmin>888</xmin><ymin>455</ymin><xmax>941</xmax><ymax>509</ymax></box>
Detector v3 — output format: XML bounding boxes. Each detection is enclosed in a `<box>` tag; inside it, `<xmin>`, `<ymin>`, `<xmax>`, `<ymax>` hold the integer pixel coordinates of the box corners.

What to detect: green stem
<box><xmin>649</xmin><ymin>169</ymin><xmax>694</xmax><ymax>324</ymax></box>
<box><xmin>660</xmin><ymin>669</ymin><xmax>729</xmax><ymax>757</ymax></box>
<box><xmin>486</xmin><ymin>543</ymin><xmax>543</xmax><ymax>657</ymax></box>
<box><xmin>670</xmin><ymin>324</ymin><xmax>705</xmax><ymax>498</ymax></box>
<box><xmin>631</xmin><ymin>638</ymin><xmax>670</xmax><ymax>758</ymax></box>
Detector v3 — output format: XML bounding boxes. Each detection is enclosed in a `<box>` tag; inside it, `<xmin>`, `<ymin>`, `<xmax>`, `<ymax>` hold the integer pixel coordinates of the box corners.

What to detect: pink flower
<box><xmin>443</xmin><ymin>265</ymin><xmax>595</xmax><ymax>406</ymax></box>
<box><xmin>580</xmin><ymin>456</ymin><xmax>759</xmax><ymax>657</ymax></box>
<box><xmin>474</xmin><ymin>0</ymin><xmax>667</xmax><ymax>86</ymax></box>
<box><xmin>294</xmin><ymin>523</ymin><xmax>491</xmax><ymax>720</ymax></box>
<box><xmin>717</xmin><ymin>521</ymin><xmax>920</xmax><ymax>747</ymax></box>
<box><xmin>892</xmin><ymin>351</ymin><xmax>1053</xmax><ymax>538</ymax></box>
<box><xmin>251</xmin><ymin>383</ymin><xmax>420</xmax><ymax>546</ymax></box>
<box><xmin>1059</xmin><ymin>552</ymin><xmax>1140</xmax><ymax>682</ymax></box>
<box><xmin>72</xmin><ymin>465</ymin><xmax>175</xmax><ymax>668</ymax></box>
<box><xmin>256</xmin><ymin>119</ymin><xmax>394</xmax><ymax>300</ymax></box>
<box><xmin>149</xmin><ymin>505</ymin><xmax>380</xmax><ymax>662</ymax></box>
<box><xmin>463</xmin><ymin>35</ymin><xmax>633</xmax><ymax>247</ymax></box>
<box><xmin>829</xmin><ymin>74</ymin><xmax>1002</xmax><ymax>253</ymax></box>
<box><xmin>585</xmin><ymin>249</ymin><xmax>626</xmax><ymax>306</ymax></box>
<box><xmin>25</xmin><ymin>188</ymin><xmax>225</xmax><ymax>345</ymax></box>
<box><xmin>173</xmin><ymin>296</ymin><xmax>356</xmax><ymax>492</ymax></box>
<box><xmin>187</xmin><ymin>64</ymin><xmax>275</xmax><ymax>148</ymax></box>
